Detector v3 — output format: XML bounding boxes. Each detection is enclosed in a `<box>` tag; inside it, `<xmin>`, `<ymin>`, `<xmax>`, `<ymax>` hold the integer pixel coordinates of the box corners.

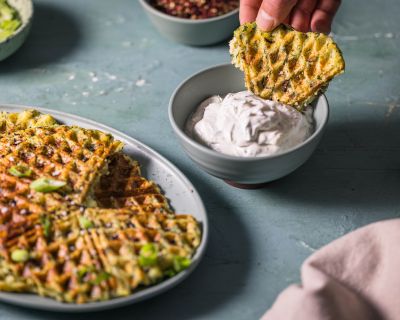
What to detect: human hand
<box><xmin>240</xmin><ymin>0</ymin><xmax>341</xmax><ymax>34</ymax></box>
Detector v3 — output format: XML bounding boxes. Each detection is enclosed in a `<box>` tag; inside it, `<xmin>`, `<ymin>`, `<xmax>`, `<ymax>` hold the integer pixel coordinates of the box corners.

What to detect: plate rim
<box><xmin>0</xmin><ymin>104</ymin><xmax>209</xmax><ymax>312</ymax></box>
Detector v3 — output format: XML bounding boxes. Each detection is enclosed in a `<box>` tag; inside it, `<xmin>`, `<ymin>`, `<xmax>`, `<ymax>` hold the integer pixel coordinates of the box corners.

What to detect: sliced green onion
<box><xmin>79</xmin><ymin>216</ymin><xmax>94</xmax><ymax>229</ymax></box>
<box><xmin>30</xmin><ymin>178</ymin><xmax>66</xmax><ymax>193</ymax></box>
<box><xmin>138</xmin><ymin>243</ymin><xmax>158</xmax><ymax>267</ymax></box>
<box><xmin>11</xmin><ymin>249</ymin><xmax>29</xmax><ymax>262</ymax></box>
<box><xmin>40</xmin><ymin>215</ymin><xmax>51</xmax><ymax>237</ymax></box>
<box><xmin>172</xmin><ymin>256</ymin><xmax>191</xmax><ymax>273</ymax></box>
<box><xmin>8</xmin><ymin>165</ymin><xmax>32</xmax><ymax>178</ymax></box>
<box><xmin>163</xmin><ymin>256</ymin><xmax>191</xmax><ymax>277</ymax></box>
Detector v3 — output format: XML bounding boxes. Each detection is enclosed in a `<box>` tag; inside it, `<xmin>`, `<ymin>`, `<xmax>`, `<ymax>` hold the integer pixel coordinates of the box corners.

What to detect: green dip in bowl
<box><xmin>0</xmin><ymin>0</ymin><xmax>22</xmax><ymax>42</ymax></box>
<box><xmin>0</xmin><ymin>0</ymin><xmax>33</xmax><ymax>61</ymax></box>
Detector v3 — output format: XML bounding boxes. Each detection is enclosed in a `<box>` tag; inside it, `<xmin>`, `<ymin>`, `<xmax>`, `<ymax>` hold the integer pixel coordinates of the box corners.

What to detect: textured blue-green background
<box><xmin>0</xmin><ymin>0</ymin><xmax>399</xmax><ymax>319</ymax></box>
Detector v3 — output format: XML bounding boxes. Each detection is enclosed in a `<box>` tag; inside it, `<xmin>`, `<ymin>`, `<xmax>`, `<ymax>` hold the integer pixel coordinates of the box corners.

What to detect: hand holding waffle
<box><xmin>230</xmin><ymin>23</ymin><xmax>345</xmax><ymax>108</ymax></box>
<box><xmin>240</xmin><ymin>0</ymin><xmax>341</xmax><ymax>33</ymax></box>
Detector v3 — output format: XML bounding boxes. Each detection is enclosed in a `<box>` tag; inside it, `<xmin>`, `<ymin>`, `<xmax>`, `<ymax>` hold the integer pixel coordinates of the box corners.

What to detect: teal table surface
<box><xmin>0</xmin><ymin>0</ymin><xmax>399</xmax><ymax>319</ymax></box>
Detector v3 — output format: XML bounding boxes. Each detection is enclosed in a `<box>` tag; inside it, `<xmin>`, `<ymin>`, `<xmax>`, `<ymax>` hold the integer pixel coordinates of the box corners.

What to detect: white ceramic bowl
<box><xmin>0</xmin><ymin>0</ymin><xmax>33</xmax><ymax>61</ymax></box>
<box><xmin>169</xmin><ymin>64</ymin><xmax>330</xmax><ymax>187</ymax></box>
<box><xmin>138</xmin><ymin>0</ymin><xmax>239</xmax><ymax>46</ymax></box>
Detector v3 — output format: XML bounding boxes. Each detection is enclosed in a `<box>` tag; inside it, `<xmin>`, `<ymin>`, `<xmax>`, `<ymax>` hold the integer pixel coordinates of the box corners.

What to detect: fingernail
<box><xmin>256</xmin><ymin>10</ymin><xmax>278</xmax><ymax>31</ymax></box>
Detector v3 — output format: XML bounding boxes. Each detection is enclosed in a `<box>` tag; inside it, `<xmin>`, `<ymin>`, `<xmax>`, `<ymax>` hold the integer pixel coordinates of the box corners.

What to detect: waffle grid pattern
<box><xmin>230</xmin><ymin>23</ymin><xmax>345</xmax><ymax>110</ymax></box>
<box><xmin>0</xmin><ymin>110</ymin><xmax>201</xmax><ymax>303</ymax></box>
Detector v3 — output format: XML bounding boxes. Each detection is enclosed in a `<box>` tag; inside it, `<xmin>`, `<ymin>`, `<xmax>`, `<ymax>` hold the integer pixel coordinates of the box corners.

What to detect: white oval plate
<box><xmin>0</xmin><ymin>104</ymin><xmax>208</xmax><ymax>312</ymax></box>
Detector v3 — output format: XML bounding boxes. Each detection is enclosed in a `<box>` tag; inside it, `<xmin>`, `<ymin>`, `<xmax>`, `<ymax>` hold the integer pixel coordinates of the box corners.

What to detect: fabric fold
<box><xmin>262</xmin><ymin>219</ymin><xmax>400</xmax><ymax>320</ymax></box>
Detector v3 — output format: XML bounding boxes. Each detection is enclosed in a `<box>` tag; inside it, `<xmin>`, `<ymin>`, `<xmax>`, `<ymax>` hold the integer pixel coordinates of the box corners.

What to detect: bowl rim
<box><xmin>169</xmin><ymin>63</ymin><xmax>330</xmax><ymax>162</ymax></box>
<box><xmin>138</xmin><ymin>0</ymin><xmax>239</xmax><ymax>24</ymax></box>
<box><xmin>0</xmin><ymin>0</ymin><xmax>34</xmax><ymax>45</ymax></box>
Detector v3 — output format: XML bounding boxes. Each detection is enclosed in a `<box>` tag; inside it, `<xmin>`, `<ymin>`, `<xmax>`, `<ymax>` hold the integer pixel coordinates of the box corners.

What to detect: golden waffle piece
<box><xmin>230</xmin><ymin>23</ymin><xmax>345</xmax><ymax>110</ymax></box>
<box><xmin>0</xmin><ymin>110</ymin><xmax>202</xmax><ymax>303</ymax></box>
<box><xmin>0</xmin><ymin>207</ymin><xmax>201</xmax><ymax>303</ymax></box>
<box><xmin>94</xmin><ymin>153</ymin><xmax>171</xmax><ymax>213</ymax></box>
<box><xmin>0</xmin><ymin>125</ymin><xmax>123</xmax><ymax>212</ymax></box>
<box><xmin>0</xmin><ymin>109</ymin><xmax>58</xmax><ymax>133</ymax></box>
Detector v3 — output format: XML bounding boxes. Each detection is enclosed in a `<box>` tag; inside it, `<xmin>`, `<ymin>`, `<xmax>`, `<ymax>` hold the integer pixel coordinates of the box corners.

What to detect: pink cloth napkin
<box><xmin>262</xmin><ymin>219</ymin><xmax>400</xmax><ymax>320</ymax></box>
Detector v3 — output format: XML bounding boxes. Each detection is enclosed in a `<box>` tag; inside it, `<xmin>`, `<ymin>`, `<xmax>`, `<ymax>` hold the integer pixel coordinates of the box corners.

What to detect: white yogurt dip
<box><xmin>185</xmin><ymin>91</ymin><xmax>314</xmax><ymax>157</ymax></box>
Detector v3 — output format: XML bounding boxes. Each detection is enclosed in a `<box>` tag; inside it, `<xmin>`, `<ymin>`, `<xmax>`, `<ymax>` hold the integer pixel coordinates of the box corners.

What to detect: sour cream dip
<box><xmin>185</xmin><ymin>91</ymin><xmax>314</xmax><ymax>157</ymax></box>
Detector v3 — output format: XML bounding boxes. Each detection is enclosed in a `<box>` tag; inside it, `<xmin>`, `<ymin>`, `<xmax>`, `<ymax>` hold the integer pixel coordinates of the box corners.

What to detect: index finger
<box><xmin>311</xmin><ymin>0</ymin><xmax>341</xmax><ymax>33</ymax></box>
<box><xmin>259</xmin><ymin>0</ymin><xmax>298</xmax><ymax>22</ymax></box>
<box><xmin>240</xmin><ymin>0</ymin><xmax>263</xmax><ymax>23</ymax></box>
<box><xmin>257</xmin><ymin>0</ymin><xmax>298</xmax><ymax>30</ymax></box>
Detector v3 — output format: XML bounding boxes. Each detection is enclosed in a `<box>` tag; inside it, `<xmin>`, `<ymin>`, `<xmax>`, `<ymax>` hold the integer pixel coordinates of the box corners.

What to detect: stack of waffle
<box><xmin>0</xmin><ymin>110</ymin><xmax>201</xmax><ymax>303</ymax></box>
<box><xmin>230</xmin><ymin>23</ymin><xmax>345</xmax><ymax>110</ymax></box>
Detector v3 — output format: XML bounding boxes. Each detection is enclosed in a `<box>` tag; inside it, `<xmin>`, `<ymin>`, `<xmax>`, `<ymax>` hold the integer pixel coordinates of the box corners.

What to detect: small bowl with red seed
<box><xmin>139</xmin><ymin>0</ymin><xmax>239</xmax><ymax>46</ymax></box>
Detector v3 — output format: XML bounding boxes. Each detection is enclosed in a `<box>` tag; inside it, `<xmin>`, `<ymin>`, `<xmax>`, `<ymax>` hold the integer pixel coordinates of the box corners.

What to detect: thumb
<box><xmin>256</xmin><ymin>0</ymin><xmax>298</xmax><ymax>31</ymax></box>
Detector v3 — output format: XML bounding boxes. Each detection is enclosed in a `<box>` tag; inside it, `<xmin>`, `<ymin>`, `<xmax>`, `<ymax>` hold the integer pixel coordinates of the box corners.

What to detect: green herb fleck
<box><xmin>77</xmin><ymin>266</ymin><xmax>95</xmax><ymax>281</ymax></box>
<box><xmin>91</xmin><ymin>272</ymin><xmax>111</xmax><ymax>285</ymax></box>
<box><xmin>138</xmin><ymin>243</ymin><xmax>158</xmax><ymax>267</ymax></box>
<box><xmin>165</xmin><ymin>269</ymin><xmax>176</xmax><ymax>278</ymax></box>
<box><xmin>77</xmin><ymin>267</ymin><xmax>88</xmax><ymax>279</ymax></box>
<box><xmin>11</xmin><ymin>249</ymin><xmax>29</xmax><ymax>262</ymax></box>
<box><xmin>40</xmin><ymin>215</ymin><xmax>51</xmax><ymax>237</ymax></box>
<box><xmin>79</xmin><ymin>216</ymin><xmax>94</xmax><ymax>229</ymax></box>
<box><xmin>8</xmin><ymin>165</ymin><xmax>32</xmax><ymax>178</ymax></box>
<box><xmin>30</xmin><ymin>178</ymin><xmax>66</xmax><ymax>193</ymax></box>
<box><xmin>172</xmin><ymin>256</ymin><xmax>191</xmax><ymax>272</ymax></box>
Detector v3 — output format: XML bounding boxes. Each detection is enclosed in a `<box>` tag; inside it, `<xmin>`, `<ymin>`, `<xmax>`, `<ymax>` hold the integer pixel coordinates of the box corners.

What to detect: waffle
<box><xmin>0</xmin><ymin>125</ymin><xmax>123</xmax><ymax>211</ymax></box>
<box><xmin>0</xmin><ymin>109</ymin><xmax>58</xmax><ymax>133</ymax></box>
<box><xmin>94</xmin><ymin>153</ymin><xmax>170</xmax><ymax>213</ymax></box>
<box><xmin>0</xmin><ymin>207</ymin><xmax>201</xmax><ymax>303</ymax></box>
<box><xmin>230</xmin><ymin>23</ymin><xmax>345</xmax><ymax>110</ymax></box>
<box><xmin>0</xmin><ymin>110</ymin><xmax>202</xmax><ymax>303</ymax></box>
